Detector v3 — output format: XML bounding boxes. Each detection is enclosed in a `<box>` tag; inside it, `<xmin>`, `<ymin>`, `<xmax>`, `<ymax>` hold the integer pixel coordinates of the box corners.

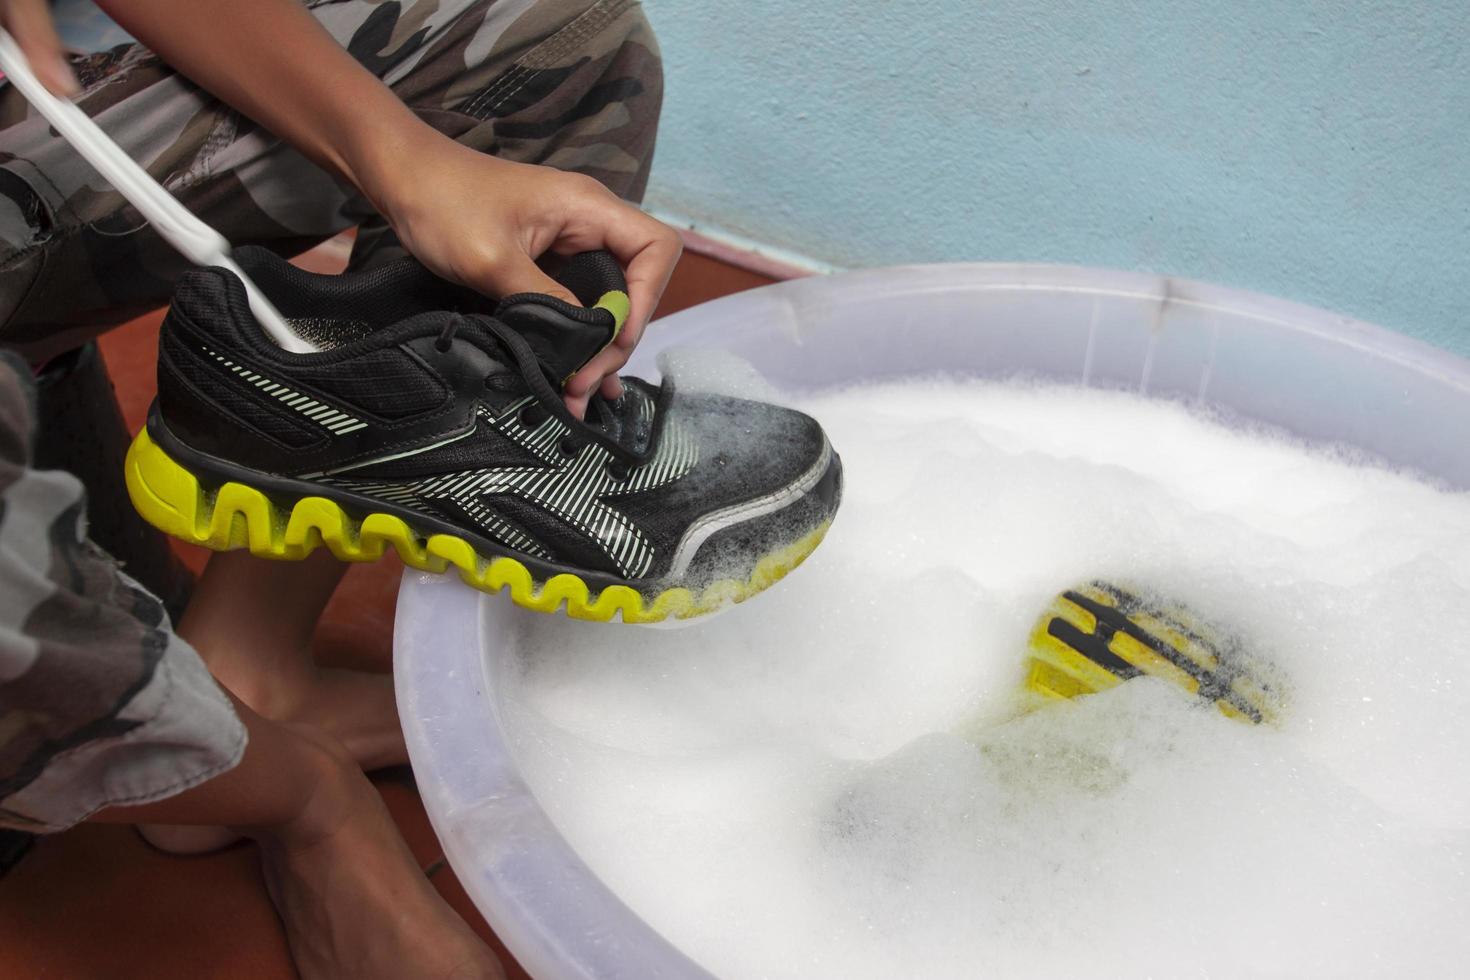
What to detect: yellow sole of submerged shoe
<box><xmin>1024</xmin><ymin>581</ymin><xmax>1281</xmax><ymax>724</ymax></box>
<box><xmin>124</xmin><ymin>427</ymin><xmax>829</xmax><ymax>624</ymax></box>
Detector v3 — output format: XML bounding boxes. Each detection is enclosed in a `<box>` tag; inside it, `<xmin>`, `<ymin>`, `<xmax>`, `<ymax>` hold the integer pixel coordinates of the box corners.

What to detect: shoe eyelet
<box><xmin>520</xmin><ymin>404</ymin><xmax>546</xmax><ymax>427</ymax></box>
<box><xmin>607</xmin><ymin>461</ymin><xmax>632</xmax><ymax>481</ymax></box>
<box><xmin>434</xmin><ymin>338</ymin><xmax>452</xmax><ymax>354</ymax></box>
<box><xmin>558</xmin><ymin>437</ymin><xmax>580</xmax><ymax>457</ymax></box>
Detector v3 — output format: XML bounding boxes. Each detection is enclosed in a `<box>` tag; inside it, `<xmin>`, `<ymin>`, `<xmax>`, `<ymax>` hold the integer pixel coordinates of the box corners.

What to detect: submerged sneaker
<box><xmin>125</xmin><ymin>247</ymin><xmax>841</xmax><ymax>623</ymax></box>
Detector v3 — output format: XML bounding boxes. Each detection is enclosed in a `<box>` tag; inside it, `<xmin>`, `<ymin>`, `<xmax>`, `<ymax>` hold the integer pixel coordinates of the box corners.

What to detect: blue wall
<box><xmin>642</xmin><ymin>1</ymin><xmax>1470</xmax><ymax>355</ymax></box>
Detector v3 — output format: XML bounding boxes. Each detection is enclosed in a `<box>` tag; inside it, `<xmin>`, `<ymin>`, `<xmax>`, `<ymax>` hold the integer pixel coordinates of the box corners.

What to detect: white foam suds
<box><xmin>499</xmin><ymin>380</ymin><xmax>1470</xmax><ymax>979</ymax></box>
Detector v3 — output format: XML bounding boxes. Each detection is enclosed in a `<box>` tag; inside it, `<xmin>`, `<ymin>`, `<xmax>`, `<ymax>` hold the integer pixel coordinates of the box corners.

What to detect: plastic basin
<box><xmin>393</xmin><ymin>263</ymin><xmax>1470</xmax><ymax>979</ymax></box>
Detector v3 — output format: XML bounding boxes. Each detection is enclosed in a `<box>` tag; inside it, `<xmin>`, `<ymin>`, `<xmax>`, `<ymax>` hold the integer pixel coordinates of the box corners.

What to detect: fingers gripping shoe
<box><xmin>125</xmin><ymin>247</ymin><xmax>842</xmax><ymax>623</ymax></box>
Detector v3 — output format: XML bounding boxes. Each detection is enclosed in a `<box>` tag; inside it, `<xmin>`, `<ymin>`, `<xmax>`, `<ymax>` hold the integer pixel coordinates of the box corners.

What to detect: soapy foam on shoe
<box><xmin>497</xmin><ymin>379</ymin><xmax>1470</xmax><ymax>979</ymax></box>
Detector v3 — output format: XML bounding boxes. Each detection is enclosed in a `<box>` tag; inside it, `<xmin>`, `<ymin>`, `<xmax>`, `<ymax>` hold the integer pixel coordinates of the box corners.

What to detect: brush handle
<box><xmin>0</xmin><ymin>29</ymin><xmax>312</xmax><ymax>353</ymax></box>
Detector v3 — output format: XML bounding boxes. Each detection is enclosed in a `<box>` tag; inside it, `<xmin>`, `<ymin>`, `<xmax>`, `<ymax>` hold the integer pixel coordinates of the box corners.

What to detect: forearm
<box><xmin>95</xmin><ymin>0</ymin><xmax>429</xmax><ymax>209</ymax></box>
<box><xmin>95</xmin><ymin>0</ymin><xmax>683</xmax><ymax>371</ymax></box>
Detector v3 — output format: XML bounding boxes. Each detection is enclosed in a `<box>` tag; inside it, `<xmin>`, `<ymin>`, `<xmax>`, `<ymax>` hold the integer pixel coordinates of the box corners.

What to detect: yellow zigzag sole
<box><xmin>124</xmin><ymin>428</ymin><xmax>828</xmax><ymax>624</ymax></box>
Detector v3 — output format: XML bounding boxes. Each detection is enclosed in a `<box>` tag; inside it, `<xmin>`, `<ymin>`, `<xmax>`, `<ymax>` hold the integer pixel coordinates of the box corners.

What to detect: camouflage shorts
<box><xmin>0</xmin><ymin>0</ymin><xmax>662</xmax><ymax>362</ymax></box>
<box><xmin>0</xmin><ymin>351</ymin><xmax>244</xmax><ymax>831</ymax></box>
<box><xmin>0</xmin><ymin>0</ymin><xmax>661</xmax><ymax>831</ymax></box>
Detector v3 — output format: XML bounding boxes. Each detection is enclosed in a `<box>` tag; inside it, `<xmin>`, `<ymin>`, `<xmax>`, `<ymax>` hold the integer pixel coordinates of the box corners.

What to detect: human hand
<box><xmin>370</xmin><ymin>138</ymin><xmax>682</xmax><ymax>418</ymax></box>
<box><xmin>0</xmin><ymin>0</ymin><xmax>80</xmax><ymax>96</ymax></box>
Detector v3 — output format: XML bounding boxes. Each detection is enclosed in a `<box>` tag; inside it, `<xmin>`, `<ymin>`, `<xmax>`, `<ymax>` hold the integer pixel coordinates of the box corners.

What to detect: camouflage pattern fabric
<box><xmin>0</xmin><ymin>352</ymin><xmax>244</xmax><ymax>831</ymax></box>
<box><xmin>0</xmin><ymin>0</ymin><xmax>662</xmax><ymax>363</ymax></box>
<box><xmin>0</xmin><ymin>0</ymin><xmax>662</xmax><ymax>831</ymax></box>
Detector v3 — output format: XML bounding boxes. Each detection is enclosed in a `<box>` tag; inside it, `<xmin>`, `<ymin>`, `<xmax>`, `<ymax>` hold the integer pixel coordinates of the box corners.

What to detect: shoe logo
<box><xmin>332</xmin><ymin>393</ymin><xmax>698</xmax><ymax>579</ymax></box>
<box><xmin>206</xmin><ymin>348</ymin><xmax>367</xmax><ymax>435</ymax></box>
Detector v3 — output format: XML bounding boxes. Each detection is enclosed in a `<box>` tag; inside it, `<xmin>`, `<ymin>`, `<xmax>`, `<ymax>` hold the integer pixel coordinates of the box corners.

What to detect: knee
<box><xmin>451</xmin><ymin>1</ymin><xmax>665</xmax><ymax>201</ymax></box>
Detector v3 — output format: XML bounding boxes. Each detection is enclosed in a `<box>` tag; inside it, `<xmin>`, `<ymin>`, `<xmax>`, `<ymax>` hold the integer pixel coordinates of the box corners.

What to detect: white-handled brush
<box><xmin>0</xmin><ymin>29</ymin><xmax>314</xmax><ymax>353</ymax></box>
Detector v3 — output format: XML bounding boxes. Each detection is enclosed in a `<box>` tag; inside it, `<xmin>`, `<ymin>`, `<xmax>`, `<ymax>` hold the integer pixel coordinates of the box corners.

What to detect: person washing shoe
<box><xmin>0</xmin><ymin>1</ymin><xmax>681</xmax><ymax>976</ymax></box>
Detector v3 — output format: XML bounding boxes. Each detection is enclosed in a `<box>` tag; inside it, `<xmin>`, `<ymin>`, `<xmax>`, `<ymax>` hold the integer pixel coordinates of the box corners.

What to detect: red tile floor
<box><xmin>0</xmin><ymin>246</ymin><xmax>774</xmax><ymax>978</ymax></box>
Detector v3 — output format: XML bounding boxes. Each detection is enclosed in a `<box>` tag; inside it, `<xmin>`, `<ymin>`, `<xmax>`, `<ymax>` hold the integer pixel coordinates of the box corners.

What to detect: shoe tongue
<box><xmin>493</xmin><ymin>295</ymin><xmax>617</xmax><ymax>385</ymax></box>
<box><xmin>484</xmin><ymin>294</ymin><xmax>650</xmax><ymax>452</ymax></box>
<box><xmin>492</xmin><ymin>250</ymin><xmax>631</xmax><ymax>387</ymax></box>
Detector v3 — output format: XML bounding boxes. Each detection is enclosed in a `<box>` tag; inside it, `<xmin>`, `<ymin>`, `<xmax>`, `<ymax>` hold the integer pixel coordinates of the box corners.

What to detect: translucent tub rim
<box><xmin>395</xmin><ymin>262</ymin><xmax>1470</xmax><ymax>980</ymax></box>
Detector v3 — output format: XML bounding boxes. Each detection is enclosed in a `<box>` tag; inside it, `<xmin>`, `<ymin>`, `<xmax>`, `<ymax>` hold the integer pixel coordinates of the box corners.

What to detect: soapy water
<box><xmin>497</xmin><ymin>378</ymin><xmax>1470</xmax><ymax>979</ymax></box>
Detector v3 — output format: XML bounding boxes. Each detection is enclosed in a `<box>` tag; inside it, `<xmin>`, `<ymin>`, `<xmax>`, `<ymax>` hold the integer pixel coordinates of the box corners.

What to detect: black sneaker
<box><xmin>126</xmin><ymin>247</ymin><xmax>841</xmax><ymax>623</ymax></box>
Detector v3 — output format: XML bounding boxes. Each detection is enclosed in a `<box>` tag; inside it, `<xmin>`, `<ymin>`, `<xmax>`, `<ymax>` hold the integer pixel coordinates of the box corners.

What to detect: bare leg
<box><xmin>142</xmin><ymin>549</ymin><xmax>405</xmax><ymax>854</ymax></box>
<box><xmin>180</xmin><ymin>549</ymin><xmax>405</xmax><ymax>769</ymax></box>
<box><xmin>98</xmin><ymin>698</ymin><xmax>503</xmax><ymax>980</ymax></box>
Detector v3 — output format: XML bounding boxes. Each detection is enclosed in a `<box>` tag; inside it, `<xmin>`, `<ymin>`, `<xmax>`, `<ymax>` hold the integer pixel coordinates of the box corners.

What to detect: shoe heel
<box><xmin>125</xmin><ymin>428</ymin><xmax>446</xmax><ymax>568</ymax></box>
<box><xmin>126</xmin><ymin>427</ymin><xmax>273</xmax><ymax>555</ymax></box>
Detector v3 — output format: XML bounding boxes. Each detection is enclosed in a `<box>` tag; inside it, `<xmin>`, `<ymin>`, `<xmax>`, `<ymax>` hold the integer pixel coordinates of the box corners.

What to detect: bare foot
<box><xmin>297</xmin><ymin>666</ymin><xmax>405</xmax><ymax>772</ymax></box>
<box><xmin>143</xmin><ymin>553</ymin><xmax>407</xmax><ymax>855</ymax></box>
<box><xmin>137</xmin><ymin>821</ymin><xmax>244</xmax><ymax>855</ymax></box>
<box><xmin>230</xmin><ymin>664</ymin><xmax>406</xmax><ymax>771</ymax></box>
<box><xmin>141</xmin><ymin>670</ymin><xmax>407</xmax><ymax>853</ymax></box>
<box><xmin>256</xmin><ymin>731</ymin><xmax>503</xmax><ymax>980</ymax></box>
<box><xmin>183</xmin><ymin>552</ymin><xmax>406</xmax><ymax>770</ymax></box>
<box><xmin>106</xmin><ymin>701</ymin><xmax>500</xmax><ymax>976</ymax></box>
